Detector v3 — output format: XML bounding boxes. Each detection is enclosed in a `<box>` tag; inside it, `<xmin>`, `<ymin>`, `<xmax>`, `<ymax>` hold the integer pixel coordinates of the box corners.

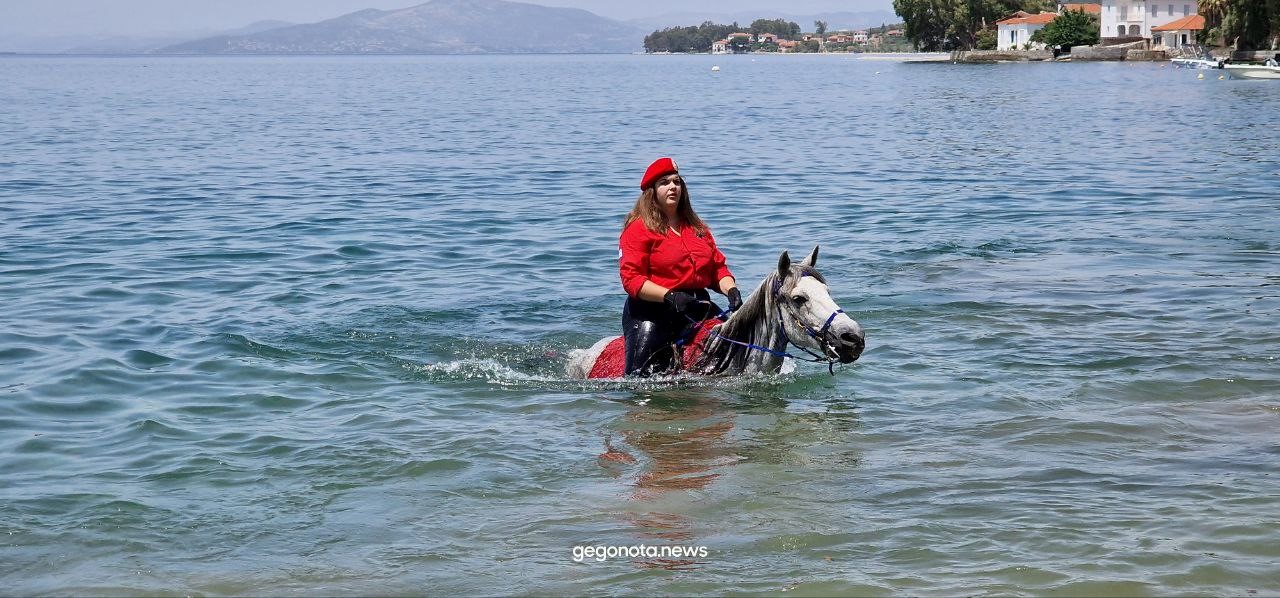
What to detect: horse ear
<box><xmin>801</xmin><ymin>245</ymin><xmax>819</xmax><ymax>268</ymax></box>
<box><xmin>777</xmin><ymin>250</ymin><xmax>791</xmax><ymax>280</ymax></box>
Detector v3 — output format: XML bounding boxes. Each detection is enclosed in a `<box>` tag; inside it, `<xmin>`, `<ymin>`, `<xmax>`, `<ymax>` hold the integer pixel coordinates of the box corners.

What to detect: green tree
<box><xmin>1194</xmin><ymin>0</ymin><xmax>1279</xmax><ymax>48</ymax></box>
<box><xmin>750</xmin><ymin>18</ymin><xmax>802</xmax><ymax>38</ymax></box>
<box><xmin>1220</xmin><ymin>0</ymin><xmax>1280</xmax><ymax>48</ymax></box>
<box><xmin>1272</xmin><ymin>0</ymin><xmax>1280</xmax><ymax>48</ymax></box>
<box><xmin>894</xmin><ymin>0</ymin><xmax>958</xmax><ymax>49</ymax></box>
<box><xmin>1200</xmin><ymin>0</ymin><xmax>1230</xmax><ymax>43</ymax></box>
<box><xmin>643</xmin><ymin>21</ymin><xmax>740</xmax><ymax>53</ymax></box>
<box><xmin>895</xmin><ymin>0</ymin><xmax>1053</xmax><ymax>50</ymax></box>
<box><xmin>1029</xmin><ymin>8</ymin><xmax>1100</xmax><ymax>51</ymax></box>
<box><xmin>815</xmin><ymin>20</ymin><xmax>828</xmax><ymax>36</ymax></box>
<box><xmin>976</xmin><ymin>28</ymin><xmax>998</xmax><ymax>49</ymax></box>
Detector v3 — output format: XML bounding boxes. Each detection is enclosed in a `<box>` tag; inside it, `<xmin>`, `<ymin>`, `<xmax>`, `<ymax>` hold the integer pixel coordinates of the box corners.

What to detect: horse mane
<box><xmin>689</xmin><ymin>264</ymin><xmax>821</xmax><ymax>375</ymax></box>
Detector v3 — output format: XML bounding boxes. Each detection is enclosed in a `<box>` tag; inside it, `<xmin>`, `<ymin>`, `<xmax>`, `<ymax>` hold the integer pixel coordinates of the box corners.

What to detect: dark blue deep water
<box><xmin>2</xmin><ymin>54</ymin><xmax>1279</xmax><ymax>595</ymax></box>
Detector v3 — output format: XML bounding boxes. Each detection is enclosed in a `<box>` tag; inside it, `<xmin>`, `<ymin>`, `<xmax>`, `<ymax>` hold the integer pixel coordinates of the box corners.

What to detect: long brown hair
<box><xmin>622</xmin><ymin>180</ymin><xmax>708</xmax><ymax>234</ymax></box>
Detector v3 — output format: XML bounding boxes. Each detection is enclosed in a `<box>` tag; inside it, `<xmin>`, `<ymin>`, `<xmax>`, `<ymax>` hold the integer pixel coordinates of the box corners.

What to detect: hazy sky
<box><xmin>1</xmin><ymin>0</ymin><xmax>895</xmax><ymax>37</ymax></box>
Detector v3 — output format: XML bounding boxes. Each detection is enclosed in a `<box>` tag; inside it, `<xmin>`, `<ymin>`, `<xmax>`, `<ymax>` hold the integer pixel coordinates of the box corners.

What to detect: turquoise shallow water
<box><xmin>2</xmin><ymin>54</ymin><xmax>1279</xmax><ymax>595</ymax></box>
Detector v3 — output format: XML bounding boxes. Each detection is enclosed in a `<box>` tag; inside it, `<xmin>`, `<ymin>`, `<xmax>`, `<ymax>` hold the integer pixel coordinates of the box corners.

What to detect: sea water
<box><xmin>2</xmin><ymin>54</ymin><xmax>1279</xmax><ymax>594</ymax></box>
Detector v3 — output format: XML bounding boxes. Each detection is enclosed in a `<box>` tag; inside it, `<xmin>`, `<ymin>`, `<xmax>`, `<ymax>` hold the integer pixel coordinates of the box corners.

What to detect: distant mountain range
<box><xmin>1</xmin><ymin>0</ymin><xmax>904</xmax><ymax>55</ymax></box>
<box><xmin>61</xmin><ymin>21</ymin><xmax>295</xmax><ymax>54</ymax></box>
<box><xmin>157</xmin><ymin>0</ymin><xmax>642</xmax><ymax>54</ymax></box>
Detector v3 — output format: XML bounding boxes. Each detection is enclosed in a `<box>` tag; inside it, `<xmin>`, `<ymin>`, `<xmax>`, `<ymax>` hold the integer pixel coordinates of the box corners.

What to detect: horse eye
<box><xmin>791</xmin><ymin>295</ymin><xmax>807</xmax><ymax>304</ymax></box>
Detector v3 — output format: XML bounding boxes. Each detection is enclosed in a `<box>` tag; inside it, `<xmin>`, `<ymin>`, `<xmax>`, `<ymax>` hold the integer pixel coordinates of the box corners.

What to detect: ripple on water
<box><xmin>15</xmin><ymin>394</ymin><xmax>131</xmax><ymax>417</ymax></box>
<box><xmin>335</xmin><ymin>244</ymin><xmax>380</xmax><ymax>258</ymax></box>
<box><xmin>0</xmin><ymin>346</ymin><xmax>44</xmax><ymax>364</ymax></box>
<box><xmin>2</xmin><ymin>56</ymin><xmax>1279</xmax><ymax>595</ymax></box>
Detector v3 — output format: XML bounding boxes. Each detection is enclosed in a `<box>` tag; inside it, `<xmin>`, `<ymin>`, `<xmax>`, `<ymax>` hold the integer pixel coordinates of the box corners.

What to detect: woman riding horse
<box><xmin>619</xmin><ymin>157</ymin><xmax>743</xmax><ymax>376</ymax></box>
<box><xmin>570</xmin><ymin>245</ymin><xmax>866</xmax><ymax>379</ymax></box>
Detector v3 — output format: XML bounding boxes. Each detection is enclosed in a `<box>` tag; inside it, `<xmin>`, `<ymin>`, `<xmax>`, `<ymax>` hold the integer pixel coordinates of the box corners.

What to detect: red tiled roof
<box><xmin>997</xmin><ymin>12</ymin><xmax>1057</xmax><ymax>25</ymax></box>
<box><xmin>1062</xmin><ymin>3</ymin><xmax>1102</xmax><ymax>14</ymax></box>
<box><xmin>1151</xmin><ymin>14</ymin><xmax>1205</xmax><ymax>31</ymax></box>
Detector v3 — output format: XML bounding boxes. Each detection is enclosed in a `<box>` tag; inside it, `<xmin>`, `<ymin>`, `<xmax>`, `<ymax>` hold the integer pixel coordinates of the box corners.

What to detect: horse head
<box><xmin>773</xmin><ymin>246</ymin><xmax>865</xmax><ymax>364</ymax></box>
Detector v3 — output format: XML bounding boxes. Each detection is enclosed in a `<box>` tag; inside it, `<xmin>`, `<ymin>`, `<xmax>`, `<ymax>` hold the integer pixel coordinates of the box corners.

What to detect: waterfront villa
<box><xmin>711</xmin><ymin>32</ymin><xmax>752</xmax><ymax>54</ymax></box>
<box><xmin>1150</xmin><ymin>13</ymin><xmax>1204</xmax><ymax>48</ymax></box>
<box><xmin>1100</xmin><ymin>0</ymin><xmax>1199</xmax><ymax>42</ymax></box>
<box><xmin>996</xmin><ymin>11</ymin><xmax>1057</xmax><ymax>50</ymax></box>
<box><xmin>702</xmin><ymin>28</ymin><xmax>902</xmax><ymax>54</ymax></box>
<box><xmin>994</xmin><ymin>4</ymin><xmax>1102</xmax><ymax>51</ymax></box>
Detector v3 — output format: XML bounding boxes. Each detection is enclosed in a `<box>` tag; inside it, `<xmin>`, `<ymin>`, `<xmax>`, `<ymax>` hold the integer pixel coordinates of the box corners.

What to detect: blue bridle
<box><xmin>685</xmin><ymin>273</ymin><xmax>846</xmax><ymax>374</ymax></box>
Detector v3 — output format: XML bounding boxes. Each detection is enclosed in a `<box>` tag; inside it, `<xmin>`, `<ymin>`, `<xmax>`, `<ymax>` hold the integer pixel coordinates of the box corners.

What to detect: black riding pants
<box><xmin>622</xmin><ymin>289</ymin><xmax>718</xmax><ymax>377</ymax></box>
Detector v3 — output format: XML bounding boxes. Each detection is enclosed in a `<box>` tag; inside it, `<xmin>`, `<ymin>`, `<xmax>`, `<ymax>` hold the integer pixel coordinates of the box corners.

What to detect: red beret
<box><xmin>640</xmin><ymin>157</ymin><xmax>679</xmax><ymax>190</ymax></box>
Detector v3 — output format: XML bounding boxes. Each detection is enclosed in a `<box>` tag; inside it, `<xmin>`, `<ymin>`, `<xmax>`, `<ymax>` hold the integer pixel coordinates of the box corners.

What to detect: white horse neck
<box><xmin>694</xmin><ymin>273</ymin><xmax>789</xmax><ymax>375</ymax></box>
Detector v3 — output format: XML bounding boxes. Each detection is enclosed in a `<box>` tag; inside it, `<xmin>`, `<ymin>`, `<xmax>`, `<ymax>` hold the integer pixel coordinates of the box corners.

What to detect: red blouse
<box><xmin>618</xmin><ymin>218</ymin><xmax>734</xmax><ymax>299</ymax></box>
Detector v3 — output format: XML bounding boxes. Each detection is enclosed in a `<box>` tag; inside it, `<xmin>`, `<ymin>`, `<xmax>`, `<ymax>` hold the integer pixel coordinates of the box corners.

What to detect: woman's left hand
<box><xmin>726</xmin><ymin>288</ymin><xmax>743</xmax><ymax>311</ymax></box>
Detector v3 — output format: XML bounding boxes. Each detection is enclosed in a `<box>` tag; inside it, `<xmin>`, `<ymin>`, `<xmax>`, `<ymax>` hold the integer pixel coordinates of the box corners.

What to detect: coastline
<box><xmin>856</xmin><ymin>52</ymin><xmax>951</xmax><ymax>61</ymax></box>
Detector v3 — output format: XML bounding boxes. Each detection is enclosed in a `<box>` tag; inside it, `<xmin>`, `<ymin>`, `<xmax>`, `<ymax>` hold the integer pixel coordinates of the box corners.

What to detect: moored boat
<box><xmin>1168</xmin><ymin>43</ymin><xmax>1222</xmax><ymax>70</ymax></box>
<box><xmin>1223</xmin><ymin>63</ymin><xmax>1280</xmax><ymax>79</ymax></box>
<box><xmin>1171</xmin><ymin>57</ymin><xmax>1223</xmax><ymax>69</ymax></box>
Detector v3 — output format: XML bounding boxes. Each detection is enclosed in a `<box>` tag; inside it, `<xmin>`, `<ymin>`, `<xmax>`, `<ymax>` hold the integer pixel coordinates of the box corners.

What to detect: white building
<box><xmin>1151</xmin><ymin>14</ymin><xmax>1204</xmax><ymax>47</ymax></box>
<box><xmin>996</xmin><ymin>12</ymin><xmax>1057</xmax><ymax>50</ymax></box>
<box><xmin>1100</xmin><ymin>0</ymin><xmax>1199</xmax><ymax>40</ymax></box>
<box><xmin>711</xmin><ymin>39</ymin><xmax>729</xmax><ymax>54</ymax></box>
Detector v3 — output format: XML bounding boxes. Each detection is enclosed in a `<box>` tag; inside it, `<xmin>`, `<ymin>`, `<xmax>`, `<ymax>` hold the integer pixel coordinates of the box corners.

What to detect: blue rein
<box><xmin>679</xmin><ymin>283</ymin><xmax>845</xmax><ymax>374</ymax></box>
<box><xmin>699</xmin><ymin>313</ymin><xmax>842</xmax><ymax>374</ymax></box>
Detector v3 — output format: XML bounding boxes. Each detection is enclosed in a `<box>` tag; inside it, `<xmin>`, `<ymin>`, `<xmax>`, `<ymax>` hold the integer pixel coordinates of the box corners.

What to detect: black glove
<box><xmin>726</xmin><ymin>287</ymin><xmax>743</xmax><ymax>311</ymax></box>
<box><xmin>663</xmin><ymin>290</ymin><xmax>696</xmax><ymax>313</ymax></box>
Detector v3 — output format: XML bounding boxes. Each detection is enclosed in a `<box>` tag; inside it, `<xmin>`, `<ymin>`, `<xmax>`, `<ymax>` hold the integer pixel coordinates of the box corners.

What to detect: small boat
<box><xmin>1223</xmin><ymin>63</ymin><xmax>1280</xmax><ymax>79</ymax></box>
<box><xmin>1169</xmin><ymin>44</ymin><xmax>1224</xmax><ymax>70</ymax></box>
<box><xmin>1171</xmin><ymin>57</ymin><xmax>1223</xmax><ymax>69</ymax></box>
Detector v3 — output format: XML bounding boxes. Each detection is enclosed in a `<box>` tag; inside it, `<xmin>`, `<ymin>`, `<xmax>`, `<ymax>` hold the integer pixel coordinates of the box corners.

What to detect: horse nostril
<box><xmin>840</xmin><ymin>332</ymin><xmax>865</xmax><ymax>357</ymax></box>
